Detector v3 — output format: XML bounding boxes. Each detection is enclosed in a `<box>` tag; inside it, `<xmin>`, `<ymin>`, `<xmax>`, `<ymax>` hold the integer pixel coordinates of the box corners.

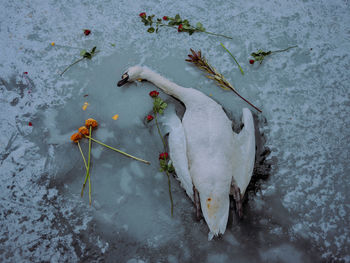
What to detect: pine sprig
<box><xmin>186</xmin><ymin>49</ymin><xmax>262</xmax><ymax>113</ymax></box>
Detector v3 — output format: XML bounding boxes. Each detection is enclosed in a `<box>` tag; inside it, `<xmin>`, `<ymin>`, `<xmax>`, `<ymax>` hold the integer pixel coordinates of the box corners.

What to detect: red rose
<box><xmin>163</xmin><ymin>16</ymin><xmax>168</xmax><ymax>21</ymax></box>
<box><xmin>178</xmin><ymin>24</ymin><xmax>183</xmax><ymax>32</ymax></box>
<box><xmin>24</xmin><ymin>72</ymin><xmax>28</xmax><ymax>74</ymax></box>
<box><xmin>147</xmin><ymin>115</ymin><xmax>154</xmax><ymax>122</ymax></box>
<box><xmin>249</xmin><ymin>59</ymin><xmax>255</xmax><ymax>65</ymax></box>
<box><xmin>28</xmin><ymin>122</ymin><xmax>33</xmax><ymax>126</ymax></box>
<box><xmin>149</xmin><ymin>90</ymin><xmax>159</xmax><ymax>98</ymax></box>
<box><xmin>84</xmin><ymin>29</ymin><xmax>91</xmax><ymax>36</ymax></box>
<box><xmin>139</xmin><ymin>12</ymin><xmax>146</xmax><ymax>18</ymax></box>
<box><xmin>159</xmin><ymin>152</ymin><xmax>169</xmax><ymax>160</ymax></box>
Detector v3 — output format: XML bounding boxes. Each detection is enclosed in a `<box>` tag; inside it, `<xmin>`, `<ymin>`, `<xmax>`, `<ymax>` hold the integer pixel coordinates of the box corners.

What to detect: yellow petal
<box><xmin>112</xmin><ymin>114</ymin><xmax>119</xmax><ymax>120</ymax></box>
<box><xmin>82</xmin><ymin>102</ymin><xmax>89</xmax><ymax>111</ymax></box>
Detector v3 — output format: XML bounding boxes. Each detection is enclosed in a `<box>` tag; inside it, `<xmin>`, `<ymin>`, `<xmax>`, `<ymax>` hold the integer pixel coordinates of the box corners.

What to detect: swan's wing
<box><xmin>161</xmin><ymin>110</ymin><xmax>194</xmax><ymax>201</ymax></box>
<box><xmin>232</xmin><ymin>108</ymin><xmax>256</xmax><ymax>197</ymax></box>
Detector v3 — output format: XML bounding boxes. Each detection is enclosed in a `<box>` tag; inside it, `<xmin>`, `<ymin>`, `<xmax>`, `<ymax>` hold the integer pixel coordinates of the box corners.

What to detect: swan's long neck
<box><xmin>139</xmin><ymin>67</ymin><xmax>190</xmax><ymax>102</ymax></box>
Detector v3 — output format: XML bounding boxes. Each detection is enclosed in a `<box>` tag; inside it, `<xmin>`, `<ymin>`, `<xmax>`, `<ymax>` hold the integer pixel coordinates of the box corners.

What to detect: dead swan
<box><xmin>117</xmin><ymin>66</ymin><xmax>255</xmax><ymax>239</ymax></box>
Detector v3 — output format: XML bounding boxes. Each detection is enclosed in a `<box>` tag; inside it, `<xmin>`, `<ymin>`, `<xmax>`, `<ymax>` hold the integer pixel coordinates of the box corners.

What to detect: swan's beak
<box><xmin>117</xmin><ymin>73</ymin><xmax>129</xmax><ymax>87</ymax></box>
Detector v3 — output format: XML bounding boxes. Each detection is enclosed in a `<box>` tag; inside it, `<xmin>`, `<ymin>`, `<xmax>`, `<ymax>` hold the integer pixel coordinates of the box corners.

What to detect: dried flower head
<box><xmin>159</xmin><ymin>152</ymin><xmax>169</xmax><ymax>160</ymax></box>
<box><xmin>71</xmin><ymin>132</ymin><xmax>83</xmax><ymax>143</ymax></box>
<box><xmin>85</xmin><ymin>118</ymin><xmax>98</xmax><ymax>128</ymax></box>
<box><xmin>78</xmin><ymin>126</ymin><xmax>89</xmax><ymax>135</ymax></box>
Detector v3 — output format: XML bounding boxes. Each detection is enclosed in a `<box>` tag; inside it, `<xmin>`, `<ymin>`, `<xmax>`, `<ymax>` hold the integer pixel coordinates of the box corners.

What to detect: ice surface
<box><xmin>1</xmin><ymin>0</ymin><xmax>350</xmax><ymax>262</ymax></box>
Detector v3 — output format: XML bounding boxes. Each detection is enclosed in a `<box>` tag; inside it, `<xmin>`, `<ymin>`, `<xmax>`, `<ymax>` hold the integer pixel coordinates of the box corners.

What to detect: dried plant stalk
<box><xmin>186</xmin><ymin>49</ymin><xmax>262</xmax><ymax>113</ymax></box>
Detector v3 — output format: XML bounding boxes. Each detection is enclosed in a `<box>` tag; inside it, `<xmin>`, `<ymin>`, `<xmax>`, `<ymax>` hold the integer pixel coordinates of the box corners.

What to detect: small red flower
<box><xmin>147</xmin><ymin>115</ymin><xmax>154</xmax><ymax>122</ymax></box>
<box><xmin>84</xmin><ymin>29</ymin><xmax>91</xmax><ymax>36</ymax></box>
<box><xmin>249</xmin><ymin>59</ymin><xmax>255</xmax><ymax>65</ymax></box>
<box><xmin>24</xmin><ymin>72</ymin><xmax>28</xmax><ymax>74</ymax></box>
<box><xmin>159</xmin><ymin>152</ymin><xmax>169</xmax><ymax>160</ymax></box>
<box><xmin>139</xmin><ymin>12</ymin><xmax>146</xmax><ymax>18</ymax></box>
<box><xmin>149</xmin><ymin>90</ymin><xmax>159</xmax><ymax>98</ymax></box>
<box><xmin>28</xmin><ymin>122</ymin><xmax>32</xmax><ymax>126</ymax></box>
<box><xmin>163</xmin><ymin>16</ymin><xmax>168</xmax><ymax>21</ymax></box>
<box><xmin>178</xmin><ymin>24</ymin><xmax>183</xmax><ymax>32</ymax></box>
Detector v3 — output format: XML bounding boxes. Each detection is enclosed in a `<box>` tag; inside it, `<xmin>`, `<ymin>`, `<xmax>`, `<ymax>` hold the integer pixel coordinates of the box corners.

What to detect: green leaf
<box><xmin>91</xmin><ymin>46</ymin><xmax>96</xmax><ymax>54</ymax></box>
<box><xmin>110</xmin><ymin>43</ymin><xmax>116</xmax><ymax>47</ymax></box>
<box><xmin>168</xmin><ymin>21</ymin><xmax>175</xmax><ymax>26</ymax></box>
<box><xmin>84</xmin><ymin>52</ymin><xmax>92</xmax><ymax>59</ymax></box>
<box><xmin>80</xmin><ymin>49</ymin><xmax>87</xmax><ymax>56</ymax></box>
<box><xmin>196</xmin><ymin>22</ymin><xmax>203</xmax><ymax>28</ymax></box>
<box><xmin>175</xmin><ymin>14</ymin><xmax>181</xmax><ymax>22</ymax></box>
<box><xmin>147</xmin><ymin>27</ymin><xmax>155</xmax><ymax>33</ymax></box>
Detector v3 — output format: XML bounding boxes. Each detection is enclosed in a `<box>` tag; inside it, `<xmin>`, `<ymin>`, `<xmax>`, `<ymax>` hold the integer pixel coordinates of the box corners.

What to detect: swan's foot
<box><xmin>193</xmin><ymin>186</ymin><xmax>202</xmax><ymax>221</ymax></box>
<box><xmin>230</xmin><ymin>183</ymin><xmax>243</xmax><ymax>219</ymax></box>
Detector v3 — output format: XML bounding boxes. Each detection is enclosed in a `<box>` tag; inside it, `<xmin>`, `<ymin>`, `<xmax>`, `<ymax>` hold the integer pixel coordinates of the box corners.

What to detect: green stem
<box><xmin>203</xmin><ymin>30</ymin><xmax>232</xmax><ymax>39</ymax></box>
<box><xmin>81</xmin><ymin>126</ymin><xmax>92</xmax><ymax>203</ymax></box>
<box><xmin>85</xmin><ymin>136</ymin><xmax>150</xmax><ymax>165</ymax></box>
<box><xmin>154</xmin><ymin>113</ymin><xmax>167</xmax><ymax>150</ymax></box>
<box><xmin>60</xmin><ymin>57</ymin><xmax>85</xmax><ymax>76</ymax></box>
<box><xmin>220</xmin><ymin>43</ymin><xmax>244</xmax><ymax>75</ymax></box>
<box><xmin>159</xmin><ymin>24</ymin><xmax>232</xmax><ymax>39</ymax></box>
<box><xmin>271</xmin><ymin>45</ymin><xmax>298</xmax><ymax>54</ymax></box>
<box><xmin>154</xmin><ymin>111</ymin><xmax>173</xmax><ymax>216</ymax></box>
<box><xmin>165</xmin><ymin>169</ymin><xmax>174</xmax><ymax>217</ymax></box>
<box><xmin>77</xmin><ymin>141</ymin><xmax>88</xmax><ymax>170</ymax></box>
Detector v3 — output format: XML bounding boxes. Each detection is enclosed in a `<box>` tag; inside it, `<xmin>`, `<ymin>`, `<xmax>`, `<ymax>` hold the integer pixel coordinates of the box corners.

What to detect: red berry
<box><xmin>84</xmin><ymin>29</ymin><xmax>91</xmax><ymax>36</ymax></box>
<box><xmin>163</xmin><ymin>16</ymin><xmax>168</xmax><ymax>21</ymax></box>
<box><xmin>139</xmin><ymin>12</ymin><xmax>146</xmax><ymax>18</ymax></box>
<box><xmin>249</xmin><ymin>59</ymin><xmax>255</xmax><ymax>64</ymax></box>
<box><xmin>28</xmin><ymin>122</ymin><xmax>32</xmax><ymax>126</ymax></box>
<box><xmin>178</xmin><ymin>24</ymin><xmax>183</xmax><ymax>32</ymax></box>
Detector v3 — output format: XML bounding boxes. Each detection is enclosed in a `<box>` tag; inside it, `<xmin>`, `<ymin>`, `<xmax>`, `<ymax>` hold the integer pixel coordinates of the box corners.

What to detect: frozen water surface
<box><xmin>1</xmin><ymin>0</ymin><xmax>349</xmax><ymax>262</ymax></box>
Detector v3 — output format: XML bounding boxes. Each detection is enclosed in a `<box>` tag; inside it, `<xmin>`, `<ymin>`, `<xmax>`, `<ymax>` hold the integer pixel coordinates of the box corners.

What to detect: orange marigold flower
<box><xmin>85</xmin><ymin>118</ymin><xmax>98</xmax><ymax>128</ymax></box>
<box><xmin>78</xmin><ymin>126</ymin><xmax>89</xmax><ymax>135</ymax></box>
<box><xmin>71</xmin><ymin>132</ymin><xmax>82</xmax><ymax>143</ymax></box>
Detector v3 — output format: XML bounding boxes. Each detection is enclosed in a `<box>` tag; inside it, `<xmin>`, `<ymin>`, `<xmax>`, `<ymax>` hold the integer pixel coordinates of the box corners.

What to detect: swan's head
<box><xmin>117</xmin><ymin>66</ymin><xmax>144</xmax><ymax>87</ymax></box>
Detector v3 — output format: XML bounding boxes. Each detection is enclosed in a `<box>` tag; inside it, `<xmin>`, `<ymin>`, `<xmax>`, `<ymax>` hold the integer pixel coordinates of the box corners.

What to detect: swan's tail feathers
<box><xmin>200</xmin><ymin>195</ymin><xmax>230</xmax><ymax>240</ymax></box>
<box><xmin>232</xmin><ymin>108</ymin><xmax>256</xmax><ymax>197</ymax></box>
<box><xmin>161</xmin><ymin>111</ymin><xmax>194</xmax><ymax>201</ymax></box>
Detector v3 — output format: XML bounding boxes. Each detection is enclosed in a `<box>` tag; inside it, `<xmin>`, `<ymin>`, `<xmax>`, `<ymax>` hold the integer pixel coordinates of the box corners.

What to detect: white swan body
<box><xmin>117</xmin><ymin>66</ymin><xmax>256</xmax><ymax>239</ymax></box>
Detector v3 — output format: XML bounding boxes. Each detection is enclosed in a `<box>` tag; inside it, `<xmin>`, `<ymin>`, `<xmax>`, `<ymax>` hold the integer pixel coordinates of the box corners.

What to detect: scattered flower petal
<box><xmin>85</xmin><ymin>118</ymin><xmax>98</xmax><ymax>128</ymax></box>
<box><xmin>84</xmin><ymin>29</ymin><xmax>91</xmax><ymax>36</ymax></box>
<box><xmin>78</xmin><ymin>126</ymin><xmax>89</xmax><ymax>135</ymax></box>
<box><xmin>82</xmin><ymin>102</ymin><xmax>89</xmax><ymax>111</ymax></box>
<box><xmin>71</xmin><ymin>132</ymin><xmax>82</xmax><ymax>143</ymax></box>
<box><xmin>112</xmin><ymin>114</ymin><xmax>119</xmax><ymax>120</ymax></box>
